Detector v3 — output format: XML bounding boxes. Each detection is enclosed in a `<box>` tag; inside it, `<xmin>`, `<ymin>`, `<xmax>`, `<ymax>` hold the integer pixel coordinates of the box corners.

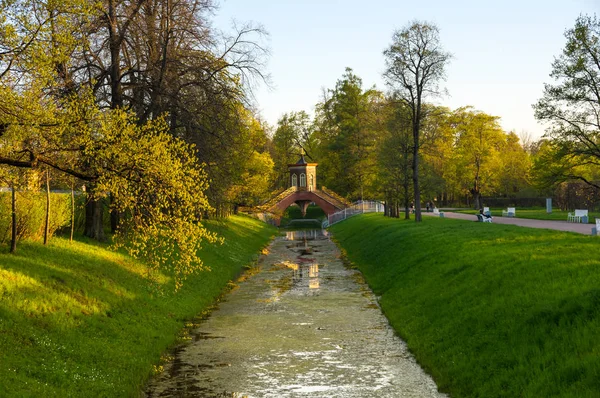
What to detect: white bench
<box><xmin>476</xmin><ymin>213</ymin><xmax>492</xmax><ymax>223</ymax></box>
<box><xmin>483</xmin><ymin>207</ymin><xmax>490</xmax><ymax>216</ymax></box>
<box><xmin>596</xmin><ymin>218</ymin><xmax>600</xmax><ymax>235</ymax></box>
<box><xmin>502</xmin><ymin>207</ymin><xmax>515</xmax><ymax>217</ymax></box>
<box><xmin>568</xmin><ymin>209</ymin><xmax>588</xmax><ymax>223</ymax></box>
<box><xmin>433</xmin><ymin>208</ymin><xmax>445</xmax><ymax>217</ymax></box>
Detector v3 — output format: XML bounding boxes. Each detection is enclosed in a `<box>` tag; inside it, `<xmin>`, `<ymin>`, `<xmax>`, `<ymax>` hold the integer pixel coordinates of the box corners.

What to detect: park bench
<box><xmin>483</xmin><ymin>207</ymin><xmax>491</xmax><ymax>216</ymax></box>
<box><xmin>433</xmin><ymin>208</ymin><xmax>444</xmax><ymax>217</ymax></box>
<box><xmin>476</xmin><ymin>213</ymin><xmax>492</xmax><ymax>223</ymax></box>
<box><xmin>568</xmin><ymin>209</ymin><xmax>588</xmax><ymax>223</ymax></box>
<box><xmin>502</xmin><ymin>207</ymin><xmax>515</xmax><ymax>217</ymax></box>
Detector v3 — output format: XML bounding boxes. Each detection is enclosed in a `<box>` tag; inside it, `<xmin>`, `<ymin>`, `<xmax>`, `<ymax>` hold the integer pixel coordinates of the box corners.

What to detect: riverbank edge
<box><xmin>0</xmin><ymin>215</ymin><xmax>276</xmax><ymax>397</ymax></box>
<box><xmin>329</xmin><ymin>213</ymin><xmax>600</xmax><ymax>397</ymax></box>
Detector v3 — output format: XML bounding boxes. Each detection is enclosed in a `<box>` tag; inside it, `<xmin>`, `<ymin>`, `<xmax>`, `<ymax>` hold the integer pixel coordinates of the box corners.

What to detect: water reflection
<box><xmin>285</xmin><ymin>229</ymin><xmax>329</xmax><ymax>241</ymax></box>
<box><xmin>290</xmin><ymin>263</ymin><xmax>320</xmax><ymax>290</ymax></box>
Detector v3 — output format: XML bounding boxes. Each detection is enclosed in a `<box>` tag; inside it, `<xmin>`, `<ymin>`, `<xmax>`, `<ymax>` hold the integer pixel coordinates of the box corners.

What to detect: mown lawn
<box><xmin>330</xmin><ymin>213</ymin><xmax>600</xmax><ymax>397</ymax></box>
<box><xmin>0</xmin><ymin>215</ymin><xmax>275</xmax><ymax>397</ymax></box>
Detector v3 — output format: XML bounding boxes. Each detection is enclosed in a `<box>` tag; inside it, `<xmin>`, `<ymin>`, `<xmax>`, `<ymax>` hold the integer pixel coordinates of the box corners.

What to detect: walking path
<box><xmin>145</xmin><ymin>230</ymin><xmax>446</xmax><ymax>398</ymax></box>
<box><xmin>428</xmin><ymin>211</ymin><xmax>595</xmax><ymax>235</ymax></box>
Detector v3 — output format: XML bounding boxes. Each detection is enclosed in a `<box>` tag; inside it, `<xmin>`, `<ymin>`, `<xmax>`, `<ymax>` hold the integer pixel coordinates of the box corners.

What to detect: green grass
<box><xmin>0</xmin><ymin>215</ymin><xmax>275</xmax><ymax>397</ymax></box>
<box><xmin>330</xmin><ymin>213</ymin><xmax>600</xmax><ymax>397</ymax></box>
<box><xmin>456</xmin><ymin>208</ymin><xmax>600</xmax><ymax>223</ymax></box>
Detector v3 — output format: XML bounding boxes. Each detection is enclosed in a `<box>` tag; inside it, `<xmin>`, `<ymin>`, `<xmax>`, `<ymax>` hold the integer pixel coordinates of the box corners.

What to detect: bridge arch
<box><xmin>269</xmin><ymin>190</ymin><xmax>343</xmax><ymax>226</ymax></box>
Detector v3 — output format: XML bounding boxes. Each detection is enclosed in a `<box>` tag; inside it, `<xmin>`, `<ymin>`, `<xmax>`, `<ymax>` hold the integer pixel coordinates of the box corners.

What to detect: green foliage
<box><xmin>0</xmin><ymin>192</ymin><xmax>71</xmax><ymax>244</ymax></box>
<box><xmin>332</xmin><ymin>213</ymin><xmax>600</xmax><ymax>397</ymax></box>
<box><xmin>86</xmin><ymin>109</ymin><xmax>217</xmax><ymax>291</ymax></box>
<box><xmin>534</xmin><ymin>14</ymin><xmax>600</xmax><ymax>192</ymax></box>
<box><xmin>0</xmin><ymin>215</ymin><xmax>275</xmax><ymax>397</ymax></box>
<box><xmin>315</xmin><ymin>68</ymin><xmax>382</xmax><ymax>200</ymax></box>
<box><xmin>271</xmin><ymin>111</ymin><xmax>315</xmax><ymax>187</ymax></box>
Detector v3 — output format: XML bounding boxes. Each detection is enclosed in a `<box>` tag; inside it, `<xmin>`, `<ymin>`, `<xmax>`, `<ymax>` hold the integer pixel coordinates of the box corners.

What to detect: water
<box><xmin>145</xmin><ymin>229</ymin><xmax>445</xmax><ymax>397</ymax></box>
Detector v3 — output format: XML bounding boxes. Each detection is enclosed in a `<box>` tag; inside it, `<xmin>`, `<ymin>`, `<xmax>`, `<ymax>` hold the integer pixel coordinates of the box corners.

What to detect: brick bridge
<box><xmin>260</xmin><ymin>155</ymin><xmax>350</xmax><ymax>226</ymax></box>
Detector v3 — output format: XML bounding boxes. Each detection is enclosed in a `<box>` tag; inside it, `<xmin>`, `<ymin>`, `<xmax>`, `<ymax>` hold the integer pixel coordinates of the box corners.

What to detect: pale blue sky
<box><xmin>213</xmin><ymin>0</ymin><xmax>599</xmax><ymax>138</ymax></box>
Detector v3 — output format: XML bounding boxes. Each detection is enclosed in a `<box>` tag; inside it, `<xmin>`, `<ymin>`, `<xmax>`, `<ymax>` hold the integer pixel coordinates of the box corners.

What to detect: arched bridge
<box><xmin>261</xmin><ymin>186</ymin><xmax>351</xmax><ymax>226</ymax></box>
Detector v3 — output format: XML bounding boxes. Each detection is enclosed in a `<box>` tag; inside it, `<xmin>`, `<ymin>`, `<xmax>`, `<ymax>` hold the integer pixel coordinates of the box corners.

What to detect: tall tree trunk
<box><xmin>413</xmin><ymin>108</ymin><xmax>422</xmax><ymax>222</ymax></box>
<box><xmin>110</xmin><ymin>193</ymin><xmax>119</xmax><ymax>234</ymax></box>
<box><xmin>84</xmin><ymin>184</ymin><xmax>105</xmax><ymax>241</ymax></box>
<box><xmin>404</xmin><ymin>183</ymin><xmax>410</xmax><ymax>220</ymax></box>
<box><xmin>412</xmin><ymin>141</ymin><xmax>421</xmax><ymax>222</ymax></box>
<box><xmin>403</xmin><ymin>150</ymin><xmax>411</xmax><ymax>220</ymax></box>
<box><xmin>70</xmin><ymin>181</ymin><xmax>75</xmax><ymax>242</ymax></box>
<box><xmin>44</xmin><ymin>169</ymin><xmax>50</xmax><ymax>245</ymax></box>
<box><xmin>10</xmin><ymin>184</ymin><xmax>16</xmax><ymax>253</ymax></box>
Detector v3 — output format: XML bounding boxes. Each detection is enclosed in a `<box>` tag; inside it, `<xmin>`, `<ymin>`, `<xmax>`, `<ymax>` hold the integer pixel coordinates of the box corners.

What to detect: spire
<box><xmin>296</xmin><ymin>148</ymin><xmax>307</xmax><ymax>165</ymax></box>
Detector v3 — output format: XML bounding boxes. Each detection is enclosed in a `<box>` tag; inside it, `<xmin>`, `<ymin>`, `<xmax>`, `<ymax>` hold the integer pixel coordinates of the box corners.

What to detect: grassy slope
<box><xmin>330</xmin><ymin>213</ymin><xmax>600</xmax><ymax>398</ymax></box>
<box><xmin>0</xmin><ymin>215</ymin><xmax>275</xmax><ymax>397</ymax></box>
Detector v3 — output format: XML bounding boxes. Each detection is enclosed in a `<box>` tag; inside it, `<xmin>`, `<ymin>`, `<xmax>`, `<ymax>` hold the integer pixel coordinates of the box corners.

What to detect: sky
<box><xmin>212</xmin><ymin>0</ymin><xmax>600</xmax><ymax>139</ymax></box>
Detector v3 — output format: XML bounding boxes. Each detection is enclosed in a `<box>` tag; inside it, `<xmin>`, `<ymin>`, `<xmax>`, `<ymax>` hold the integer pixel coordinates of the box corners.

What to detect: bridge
<box><xmin>256</xmin><ymin>155</ymin><xmax>352</xmax><ymax>226</ymax></box>
<box><xmin>261</xmin><ymin>186</ymin><xmax>350</xmax><ymax>226</ymax></box>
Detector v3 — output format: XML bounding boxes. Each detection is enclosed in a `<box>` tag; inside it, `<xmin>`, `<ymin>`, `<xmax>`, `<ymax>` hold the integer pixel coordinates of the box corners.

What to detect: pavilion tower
<box><xmin>288</xmin><ymin>153</ymin><xmax>318</xmax><ymax>216</ymax></box>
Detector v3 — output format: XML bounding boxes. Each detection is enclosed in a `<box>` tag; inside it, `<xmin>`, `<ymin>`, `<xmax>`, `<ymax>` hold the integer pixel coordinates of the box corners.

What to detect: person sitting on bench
<box><xmin>479</xmin><ymin>209</ymin><xmax>492</xmax><ymax>222</ymax></box>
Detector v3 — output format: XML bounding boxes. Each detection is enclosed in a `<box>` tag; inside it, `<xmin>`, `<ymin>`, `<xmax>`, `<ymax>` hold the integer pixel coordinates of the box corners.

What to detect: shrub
<box><xmin>0</xmin><ymin>191</ymin><xmax>73</xmax><ymax>244</ymax></box>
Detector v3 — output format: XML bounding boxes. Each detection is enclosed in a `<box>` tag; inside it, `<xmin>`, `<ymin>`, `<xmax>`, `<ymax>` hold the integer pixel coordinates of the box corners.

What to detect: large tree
<box><xmin>272</xmin><ymin>111</ymin><xmax>314</xmax><ymax>188</ymax></box>
<box><xmin>383</xmin><ymin>21</ymin><xmax>451</xmax><ymax>221</ymax></box>
<box><xmin>316</xmin><ymin>68</ymin><xmax>382</xmax><ymax>200</ymax></box>
<box><xmin>447</xmin><ymin>107</ymin><xmax>505</xmax><ymax>209</ymax></box>
<box><xmin>534</xmin><ymin>14</ymin><xmax>600</xmax><ymax>190</ymax></box>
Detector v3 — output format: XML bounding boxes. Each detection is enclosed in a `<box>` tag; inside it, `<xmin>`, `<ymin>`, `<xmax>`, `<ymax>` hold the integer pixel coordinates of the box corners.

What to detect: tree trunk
<box><xmin>412</xmin><ymin>107</ymin><xmax>422</xmax><ymax>222</ymax></box>
<box><xmin>412</xmin><ymin>142</ymin><xmax>421</xmax><ymax>222</ymax></box>
<box><xmin>110</xmin><ymin>193</ymin><xmax>119</xmax><ymax>234</ymax></box>
<box><xmin>44</xmin><ymin>169</ymin><xmax>50</xmax><ymax>245</ymax></box>
<box><xmin>10</xmin><ymin>185</ymin><xmax>16</xmax><ymax>253</ymax></box>
<box><xmin>84</xmin><ymin>185</ymin><xmax>105</xmax><ymax>241</ymax></box>
<box><xmin>70</xmin><ymin>182</ymin><xmax>75</xmax><ymax>242</ymax></box>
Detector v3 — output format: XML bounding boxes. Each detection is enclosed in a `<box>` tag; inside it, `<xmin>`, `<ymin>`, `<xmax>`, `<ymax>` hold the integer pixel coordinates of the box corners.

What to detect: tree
<box><xmin>383</xmin><ymin>21</ymin><xmax>452</xmax><ymax>221</ymax></box>
<box><xmin>534</xmin><ymin>14</ymin><xmax>600</xmax><ymax>190</ymax></box>
<box><xmin>447</xmin><ymin>107</ymin><xmax>505</xmax><ymax>209</ymax></box>
<box><xmin>378</xmin><ymin>97</ymin><xmax>413</xmax><ymax>218</ymax></box>
<box><xmin>497</xmin><ymin>132</ymin><xmax>531</xmax><ymax>197</ymax></box>
<box><xmin>272</xmin><ymin>112</ymin><xmax>313</xmax><ymax>188</ymax></box>
<box><xmin>316</xmin><ymin>68</ymin><xmax>381</xmax><ymax>200</ymax></box>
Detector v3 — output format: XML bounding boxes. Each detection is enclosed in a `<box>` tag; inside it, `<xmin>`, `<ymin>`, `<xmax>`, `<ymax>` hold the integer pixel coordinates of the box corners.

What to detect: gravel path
<box><xmin>427</xmin><ymin>211</ymin><xmax>596</xmax><ymax>235</ymax></box>
<box><xmin>145</xmin><ymin>230</ymin><xmax>446</xmax><ymax>398</ymax></box>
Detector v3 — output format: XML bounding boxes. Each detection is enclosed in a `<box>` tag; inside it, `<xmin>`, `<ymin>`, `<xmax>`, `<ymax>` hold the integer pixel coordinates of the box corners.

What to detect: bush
<box><xmin>0</xmin><ymin>191</ymin><xmax>73</xmax><ymax>244</ymax></box>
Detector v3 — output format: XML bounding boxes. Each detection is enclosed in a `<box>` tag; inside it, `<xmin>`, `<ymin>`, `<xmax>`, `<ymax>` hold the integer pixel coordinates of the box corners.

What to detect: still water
<box><xmin>145</xmin><ymin>230</ymin><xmax>445</xmax><ymax>397</ymax></box>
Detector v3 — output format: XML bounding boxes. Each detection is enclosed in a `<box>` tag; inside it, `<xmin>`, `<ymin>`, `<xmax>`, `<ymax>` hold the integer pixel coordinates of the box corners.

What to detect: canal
<box><xmin>145</xmin><ymin>229</ymin><xmax>445</xmax><ymax>397</ymax></box>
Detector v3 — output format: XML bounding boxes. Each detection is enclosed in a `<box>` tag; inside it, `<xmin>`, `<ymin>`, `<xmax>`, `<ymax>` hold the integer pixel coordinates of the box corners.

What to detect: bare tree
<box><xmin>383</xmin><ymin>21</ymin><xmax>451</xmax><ymax>222</ymax></box>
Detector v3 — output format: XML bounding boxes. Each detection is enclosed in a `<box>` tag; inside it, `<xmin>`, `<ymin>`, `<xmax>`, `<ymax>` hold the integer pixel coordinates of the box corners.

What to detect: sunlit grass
<box><xmin>331</xmin><ymin>213</ymin><xmax>600</xmax><ymax>397</ymax></box>
<box><xmin>0</xmin><ymin>215</ymin><xmax>275</xmax><ymax>397</ymax></box>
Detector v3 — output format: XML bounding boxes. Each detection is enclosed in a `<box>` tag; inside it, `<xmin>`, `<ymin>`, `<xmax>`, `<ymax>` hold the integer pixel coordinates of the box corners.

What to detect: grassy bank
<box><xmin>330</xmin><ymin>213</ymin><xmax>600</xmax><ymax>397</ymax></box>
<box><xmin>0</xmin><ymin>215</ymin><xmax>275</xmax><ymax>397</ymax></box>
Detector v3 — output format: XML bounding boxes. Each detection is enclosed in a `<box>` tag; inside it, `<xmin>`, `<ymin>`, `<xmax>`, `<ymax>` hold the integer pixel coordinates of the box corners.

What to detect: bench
<box><xmin>433</xmin><ymin>208</ymin><xmax>445</xmax><ymax>218</ymax></box>
<box><xmin>476</xmin><ymin>213</ymin><xmax>492</xmax><ymax>223</ymax></box>
<box><xmin>568</xmin><ymin>209</ymin><xmax>588</xmax><ymax>223</ymax></box>
<box><xmin>502</xmin><ymin>207</ymin><xmax>515</xmax><ymax>217</ymax></box>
